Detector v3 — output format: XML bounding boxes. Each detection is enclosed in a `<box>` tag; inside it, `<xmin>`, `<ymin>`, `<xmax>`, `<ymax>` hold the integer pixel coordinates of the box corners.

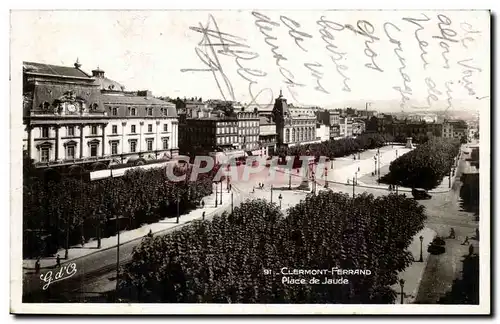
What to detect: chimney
<box><xmin>91</xmin><ymin>66</ymin><xmax>105</xmax><ymax>78</ymax></box>
<box><xmin>137</xmin><ymin>90</ymin><xmax>152</xmax><ymax>97</ymax></box>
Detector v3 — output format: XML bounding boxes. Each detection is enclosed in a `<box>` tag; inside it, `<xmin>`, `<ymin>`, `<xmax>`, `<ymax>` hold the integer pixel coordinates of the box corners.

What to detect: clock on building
<box><xmin>67</xmin><ymin>103</ymin><xmax>77</xmax><ymax>114</ymax></box>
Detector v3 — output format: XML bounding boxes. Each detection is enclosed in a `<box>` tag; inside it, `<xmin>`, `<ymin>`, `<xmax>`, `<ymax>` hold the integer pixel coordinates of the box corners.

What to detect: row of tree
<box><xmin>23</xmin><ymin>164</ymin><xmax>218</xmax><ymax>258</ymax></box>
<box><xmin>381</xmin><ymin>138</ymin><xmax>461</xmax><ymax>190</ymax></box>
<box><xmin>120</xmin><ymin>191</ymin><xmax>427</xmax><ymax>303</ymax></box>
<box><xmin>278</xmin><ymin>133</ymin><xmax>396</xmax><ymax>160</ymax></box>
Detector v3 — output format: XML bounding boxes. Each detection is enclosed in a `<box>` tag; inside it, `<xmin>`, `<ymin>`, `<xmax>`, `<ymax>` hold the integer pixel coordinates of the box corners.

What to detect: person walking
<box><xmin>449</xmin><ymin>228</ymin><xmax>456</xmax><ymax>239</ymax></box>
<box><xmin>201</xmin><ymin>200</ymin><xmax>205</xmax><ymax>208</ymax></box>
<box><xmin>462</xmin><ymin>236</ymin><xmax>469</xmax><ymax>245</ymax></box>
<box><xmin>56</xmin><ymin>254</ymin><xmax>61</xmax><ymax>268</ymax></box>
<box><xmin>468</xmin><ymin>243</ymin><xmax>474</xmax><ymax>256</ymax></box>
<box><xmin>35</xmin><ymin>258</ymin><xmax>41</xmax><ymax>274</ymax></box>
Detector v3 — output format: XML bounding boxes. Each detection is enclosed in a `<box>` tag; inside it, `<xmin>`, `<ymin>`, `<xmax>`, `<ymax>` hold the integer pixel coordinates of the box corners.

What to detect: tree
<box><xmin>120</xmin><ymin>192</ymin><xmax>427</xmax><ymax>304</ymax></box>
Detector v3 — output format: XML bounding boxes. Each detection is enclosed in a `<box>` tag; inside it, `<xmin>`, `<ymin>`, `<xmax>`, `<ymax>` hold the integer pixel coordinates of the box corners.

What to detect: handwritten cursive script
<box><xmin>40</xmin><ymin>262</ymin><xmax>77</xmax><ymax>290</ymax></box>
<box><xmin>345</xmin><ymin>20</ymin><xmax>384</xmax><ymax>72</ymax></box>
<box><xmin>252</xmin><ymin>11</ymin><xmax>305</xmax><ymax>102</ymax></box>
<box><xmin>181</xmin><ymin>14</ymin><xmax>273</xmax><ymax>106</ymax></box>
<box><xmin>384</xmin><ymin>22</ymin><xmax>411</xmax><ymax>110</ymax></box>
<box><xmin>317</xmin><ymin>16</ymin><xmax>351</xmax><ymax>92</ymax></box>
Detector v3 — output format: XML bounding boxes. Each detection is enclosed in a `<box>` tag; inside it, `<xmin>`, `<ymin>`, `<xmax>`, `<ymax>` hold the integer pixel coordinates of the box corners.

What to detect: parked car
<box><xmin>412</xmin><ymin>188</ymin><xmax>432</xmax><ymax>200</ymax></box>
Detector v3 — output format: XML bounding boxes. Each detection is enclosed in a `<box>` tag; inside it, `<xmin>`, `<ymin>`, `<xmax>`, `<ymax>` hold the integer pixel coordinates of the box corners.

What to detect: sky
<box><xmin>11</xmin><ymin>10</ymin><xmax>490</xmax><ymax>112</ymax></box>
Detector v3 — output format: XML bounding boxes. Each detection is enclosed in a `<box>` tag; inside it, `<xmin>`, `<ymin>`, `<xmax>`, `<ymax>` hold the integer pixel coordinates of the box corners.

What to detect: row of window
<box><xmin>285</xmin><ymin>128</ymin><xmax>315</xmax><ymax>142</ymax></box>
<box><xmin>109</xmin><ymin>107</ymin><xmax>170</xmax><ymax>117</ymax></box>
<box><xmin>240</xmin><ymin>135</ymin><xmax>259</xmax><ymax>143</ymax></box>
<box><xmin>238</xmin><ymin>121</ymin><xmax>259</xmax><ymax>127</ymax></box>
<box><xmin>217</xmin><ymin>136</ymin><xmax>237</xmax><ymax>145</ymax></box>
<box><xmin>217</xmin><ymin>127</ymin><xmax>237</xmax><ymax>134</ymax></box>
<box><xmin>38</xmin><ymin>138</ymin><xmax>170</xmax><ymax>162</ymax></box>
<box><xmin>38</xmin><ymin>123</ymin><xmax>171</xmax><ymax>138</ymax></box>
<box><xmin>239</xmin><ymin>128</ymin><xmax>258</xmax><ymax>135</ymax></box>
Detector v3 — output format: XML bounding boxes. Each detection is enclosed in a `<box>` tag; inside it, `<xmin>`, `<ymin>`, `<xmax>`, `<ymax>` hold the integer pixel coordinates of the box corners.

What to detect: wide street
<box><xmin>23</xmin><ymin>144</ymin><xmax>477</xmax><ymax>303</ymax></box>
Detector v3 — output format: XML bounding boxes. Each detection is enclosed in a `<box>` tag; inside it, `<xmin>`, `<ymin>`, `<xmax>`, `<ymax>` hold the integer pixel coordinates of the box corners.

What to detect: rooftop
<box><xmin>23</xmin><ymin>61</ymin><xmax>92</xmax><ymax>79</ymax></box>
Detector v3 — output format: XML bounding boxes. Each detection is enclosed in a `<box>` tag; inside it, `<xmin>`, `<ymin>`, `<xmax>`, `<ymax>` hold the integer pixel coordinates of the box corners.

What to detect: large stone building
<box><xmin>316</xmin><ymin>109</ymin><xmax>341</xmax><ymax>139</ymax></box>
<box><xmin>272</xmin><ymin>91</ymin><xmax>318</xmax><ymax>148</ymax></box>
<box><xmin>442</xmin><ymin>120</ymin><xmax>468</xmax><ymax>140</ymax></box>
<box><xmin>22</xmin><ymin>60</ymin><xmax>178</xmax><ymax>172</ymax></box>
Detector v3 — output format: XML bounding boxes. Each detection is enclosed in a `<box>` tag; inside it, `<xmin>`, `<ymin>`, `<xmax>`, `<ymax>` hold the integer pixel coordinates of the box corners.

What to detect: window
<box><xmin>112</xmin><ymin>125</ymin><xmax>117</xmax><ymax>134</ymax></box>
<box><xmin>91</xmin><ymin>126</ymin><xmax>97</xmax><ymax>135</ymax></box>
<box><xmin>130</xmin><ymin>141</ymin><xmax>137</xmax><ymax>153</ymax></box>
<box><xmin>90</xmin><ymin>144</ymin><xmax>98</xmax><ymax>157</ymax></box>
<box><xmin>42</xmin><ymin>126</ymin><xmax>49</xmax><ymax>138</ymax></box>
<box><xmin>147</xmin><ymin>139</ymin><xmax>153</xmax><ymax>151</ymax></box>
<box><xmin>147</xmin><ymin>108</ymin><xmax>153</xmax><ymax>116</ymax></box>
<box><xmin>131</xmin><ymin>108</ymin><xmax>137</xmax><ymax>116</ymax></box>
<box><xmin>163</xmin><ymin>124</ymin><xmax>168</xmax><ymax>132</ymax></box>
<box><xmin>112</xmin><ymin>107</ymin><xmax>118</xmax><ymax>116</ymax></box>
<box><xmin>131</xmin><ymin>125</ymin><xmax>136</xmax><ymax>133</ymax></box>
<box><xmin>67</xmin><ymin>146</ymin><xmax>75</xmax><ymax>159</ymax></box>
<box><xmin>162</xmin><ymin>138</ymin><xmax>169</xmax><ymax>150</ymax></box>
<box><xmin>111</xmin><ymin>142</ymin><xmax>118</xmax><ymax>155</ymax></box>
<box><xmin>148</xmin><ymin>124</ymin><xmax>153</xmax><ymax>132</ymax></box>
<box><xmin>41</xmin><ymin>148</ymin><xmax>49</xmax><ymax>162</ymax></box>
<box><xmin>67</xmin><ymin>126</ymin><xmax>74</xmax><ymax>136</ymax></box>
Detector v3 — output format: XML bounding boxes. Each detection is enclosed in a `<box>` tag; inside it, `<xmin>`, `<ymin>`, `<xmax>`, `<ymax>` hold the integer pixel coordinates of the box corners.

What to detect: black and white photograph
<box><xmin>9</xmin><ymin>8</ymin><xmax>491</xmax><ymax>315</ymax></box>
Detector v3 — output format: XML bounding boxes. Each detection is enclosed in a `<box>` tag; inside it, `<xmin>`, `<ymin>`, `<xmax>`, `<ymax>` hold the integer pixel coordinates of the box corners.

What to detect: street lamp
<box><xmin>311</xmin><ymin>171</ymin><xmax>316</xmax><ymax>195</ymax></box>
<box><xmin>419</xmin><ymin>235</ymin><xmax>424</xmax><ymax>262</ymax></box>
<box><xmin>176</xmin><ymin>192</ymin><xmax>180</xmax><ymax>224</ymax></box>
<box><xmin>110</xmin><ymin>214</ymin><xmax>128</xmax><ymax>297</ymax></box>
<box><xmin>278</xmin><ymin>193</ymin><xmax>283</xmax><ymax>209</ymax></box>
<box><xmin>270</xmin><ymin>184</ymin><xmax>273</xmax><ymax>203</ymax></box>
<box><xmin>231</xmin><ymin>191</ymin><xmax>234</xmax><ymax>214</ymax></box>
<box><xmin>288</xmin><ymin>170</ymin><xmax>292</xmax><ymax>190</ymax></box>
<box><xmin>374</xmin><ymin>155</ymin><xmax>377</xmax><ymax>176</ymax></box>
<box><xmin>215</xmin><ymin>182</ymin><xmax>218</xmax><ymax>207</ymax></box>
<box><xmin>324</xmin><ymin>167</ymin><xmax>328</xmax><ymax>188</ymax></box>
<box><xmin>220</xmin><ymin>181</ymin><xmax>223</xmax><ymax>205</ymax></box>
<box><xmin>399</xmin><ymin>279</ymin><xmax>405</xmax><ymax>304</ymax></box>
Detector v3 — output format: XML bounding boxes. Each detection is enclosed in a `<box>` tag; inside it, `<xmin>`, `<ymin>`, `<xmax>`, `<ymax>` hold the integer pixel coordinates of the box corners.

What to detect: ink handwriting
<box><xmin>181</xmin><ymin>14</ymin><xmax>273</xmax><ymax>106</ymax></box>
<box><xmin>384</xmin><ymin>22</ymin><xmax>411</xmax><ymax>110</ymax></box>
<box><xmin>433</xmin><ymin>14</ymin><xmax>459</xmax><ymax>69</ymax></box>
<box><xmin>252</xmin><ymin>11</ymin><xmax>305</xmax><ymax>102</ymax></box>
<box><xmin>345</xmin><ymin>20</ymin><xmax>384</xmax><ymax>72</ymax></box>
<box><xmin>403</xmin><ymin>14</ymin><xmax>431</xmax><ymax>70</ymax></box>
<box><xmin>317</xmin><ymin>16</ymin><xmax>351</xmax><ymax>92</ymax></box>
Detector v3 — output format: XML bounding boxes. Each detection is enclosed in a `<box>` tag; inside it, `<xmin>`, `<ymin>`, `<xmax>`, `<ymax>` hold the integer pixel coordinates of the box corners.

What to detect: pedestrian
<box><xmin>468</xmin><ymin>243</ymin><xmax>474</xmax><ymax>256</ymax></box>
<box><xmin>449</xmin><ymin>228</ymin><xmax>456</xmax><ymax>239</ymax></box>
<box><xmin>147</xmin><ymin>229</ymin><xmax>153</xmax><ymax>238</ymax></box>
<box><xmin>252</xmin><ymin>187</ymin><xmax>255</xmax><ymax>193</ymax></box>
<box><xmin>35</xmin><ymin>258</ymin><xmax>40</xmax><ymax>274</ymax></box>
<box><xmin>202</xmin><ymin>211</ymin><xmax>206</xmax><ymax>220</ymax></box>
<box><xmin>81</xmin><ymin>235</ymin><xmax>85</xmax><ymax>247</ymax></box>
<box><xmin>462</xmin><ymin>235</ymin><xmax>469</xmax><ymax>245</ymax></box>
<box><xmin>201</xmin><ymin>200</ymin><xmax>205</xmax><ymax>208</ymax></box>
<box><xmin>56</xmin><ymin>254</ymin><xmax>61</xmax><ymax>268</ymax></box>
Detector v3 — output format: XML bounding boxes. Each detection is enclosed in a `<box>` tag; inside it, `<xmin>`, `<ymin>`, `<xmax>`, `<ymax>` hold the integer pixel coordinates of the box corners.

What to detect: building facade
<box><xmin>442</xmin><ymin>120</ymin><xmax>468</xmax><ymax>140</ymax></box>
<box><xmin>272</xmin><ymin>91</ymin><xmax>318</xmax><ymax>148</ymax></box>
<box><xmin>22</xmin><ymin>60</ymin><xmax>178</xmax><ymax>172</ymax></box>
<box><xmin>236</xmin><ymin>110</ymin><xmax>260</xmax><ymax>152</ymax></box>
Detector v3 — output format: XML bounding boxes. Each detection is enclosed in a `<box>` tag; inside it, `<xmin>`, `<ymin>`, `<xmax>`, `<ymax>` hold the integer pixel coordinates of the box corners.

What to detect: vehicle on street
<box><xmin>411</xmin><ymin>188</ymin><xmax>432</xmax><ymax>200</ymax></box>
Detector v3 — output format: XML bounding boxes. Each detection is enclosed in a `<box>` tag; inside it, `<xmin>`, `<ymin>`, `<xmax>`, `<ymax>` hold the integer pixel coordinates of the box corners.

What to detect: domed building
<box><xmin>91</xmin><ymin>67</ymin><xmax>125</xmax><ymax>92</ymax></box>
<box><xmin>22</xmin><ymin>59</ymin><xmax>179</xmax><ymax>174</ymax></box>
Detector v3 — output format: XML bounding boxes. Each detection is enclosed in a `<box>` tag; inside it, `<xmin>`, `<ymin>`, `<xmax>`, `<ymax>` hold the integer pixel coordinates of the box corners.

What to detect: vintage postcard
<box><xmin>10</xmin><ymin>9</ymin><xmax>490</xmax><ymax>315</ymax></box>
